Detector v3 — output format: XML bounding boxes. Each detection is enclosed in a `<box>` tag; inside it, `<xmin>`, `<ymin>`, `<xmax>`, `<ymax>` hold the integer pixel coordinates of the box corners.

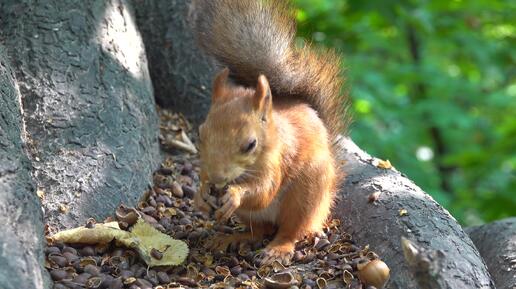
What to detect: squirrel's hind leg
<box><xmin>258</xmin><ymin>162</ymin><xmax>335</xmax><ymax>266</ymax></box>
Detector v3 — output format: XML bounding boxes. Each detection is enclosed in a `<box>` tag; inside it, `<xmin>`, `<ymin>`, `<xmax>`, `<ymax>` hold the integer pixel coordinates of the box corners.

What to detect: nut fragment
<box><xmin>264</xmin><ymin>272</ymin><xmax>297</xmax><ymax>289</ymax></box>
<box><xmin>171</xmin><ymin>182</ymin><xmax>184</xmax><ymax>198</ymax></box>
<box><xmin>215</xmin><ymin>265</ymin><xmax>231</xmax><ymax>277</ymax></box>
<box><xmin>316</xmin><ymin>277</ymin><xmax>327</xmax><ymax>289</ymax></box>
<box><xmin>115</xmin><ymin>205</ymin><xmax>139</xmax><ymax>226</ymax></box>
<box><xmin>398</xmin><ymin>209</ymin><xmax>408</xmax><ymax>217</ymax></box>
<box><xmin>85</xmin><ymin>276</ymin><xmax>102</xmax><ymax>288</ymax></box>
<box><xmin>50</xmin><ymin>269</ymin><xmax>68</xmax><ymax>281</ymax></box>
<box><xmin>342</xmin><ymin>270</ymin><xmax>354</xmax><ymax>286</ymax></box>
<box><xmin>150</xmin><ymin>248</ymin><xmax>163</xmax><ymax>260</ymax></box>
<box><xmin>368</xmin><ymin>191</ymin><xmax>382</xmax><ymax>203</ymax></box>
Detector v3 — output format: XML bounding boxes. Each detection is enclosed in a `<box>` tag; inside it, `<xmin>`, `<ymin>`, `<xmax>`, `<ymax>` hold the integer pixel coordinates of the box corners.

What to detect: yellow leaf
<box><xmin>399</xmin><ymin>209</ymin><xmax>408</xmax><ymax>216</ymax></box>
<box><xmin>377</xmin><ymin>159</ymin><xmax>392</xmax><ymax>169</ymax></box>
<box><xmin>129</xmin><ymin>219</ymin><xmax>189</xmax><ymax>266</ymax></box>
<box><xmin>50</xmin><ymin>222</ymin><xmax>132</xmax><ymax>244</ymax></box>
<box><xmin>49</xmin><ymin>219</ymin><xmax>188</xmax><ymax>267</ymax></box>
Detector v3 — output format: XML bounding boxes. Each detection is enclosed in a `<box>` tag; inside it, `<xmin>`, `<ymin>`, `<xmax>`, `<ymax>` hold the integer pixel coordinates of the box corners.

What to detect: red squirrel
<box><xmin>191</xmin><ymin>0</ymin><xmax>348</xmax><ymax>265</ymax></box>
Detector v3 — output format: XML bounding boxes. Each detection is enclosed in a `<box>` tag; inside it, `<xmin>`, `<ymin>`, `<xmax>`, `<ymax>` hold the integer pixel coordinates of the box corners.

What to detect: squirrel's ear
<box><xmin>253</xmin><ymin>75</ymin><xmax>272</xmax><ymax>120</ymax></box>
<box><xmin>212</xmin><ymin>68</ymin><xmax>230</xmax><ymax>102</ymax></box>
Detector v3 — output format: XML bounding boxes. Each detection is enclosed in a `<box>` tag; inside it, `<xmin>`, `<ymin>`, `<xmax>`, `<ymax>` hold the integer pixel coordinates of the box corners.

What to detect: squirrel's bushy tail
<box><xmin>192</xmin><ymin>0</ymin><xmax>348</xmax><ymax>136</ymax></box>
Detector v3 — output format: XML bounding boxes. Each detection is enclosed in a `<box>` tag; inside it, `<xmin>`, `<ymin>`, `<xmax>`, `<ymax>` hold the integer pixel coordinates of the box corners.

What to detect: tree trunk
<box><xmin>132</xmin><ymin>0</ymin><xmax>217</xmax><ymax>124</ymax></box>
<box><xmin>334</xmin><ymin>138</ymin><xmax>495</xmax><ymax>288</ymax></box>
<box><xmin>0</xmin><ymin>46</ymin><xmax>50</xmax><ymax>289</ymax></box>
<box><xmin>467</xmin><ymin>218</ymin><xmax>516</xmax><ymax>289</ymax></box>
<box><xmin>0</xmin><ymin>0</ymin><xmax>161</xmax><ymax>231</ymax></box>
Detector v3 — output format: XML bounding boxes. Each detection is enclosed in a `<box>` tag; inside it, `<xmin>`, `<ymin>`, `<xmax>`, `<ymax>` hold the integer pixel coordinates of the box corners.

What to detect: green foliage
<box><xmin>294</xmin><ymin>0</ymin><xmax>516</xmax><ymax>225</ymax></box>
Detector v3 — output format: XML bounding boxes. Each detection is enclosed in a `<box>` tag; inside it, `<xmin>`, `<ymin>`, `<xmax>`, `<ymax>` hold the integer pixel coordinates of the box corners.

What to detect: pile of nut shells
<box><xmin>44</xmin><ymin>109</ymin><xmax>389</xmax><ymax>289</ymax></box>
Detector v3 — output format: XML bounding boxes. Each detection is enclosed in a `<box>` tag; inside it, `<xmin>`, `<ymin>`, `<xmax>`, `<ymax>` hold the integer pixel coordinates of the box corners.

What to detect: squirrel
<box><xmin>191</xmin><ymin>0</ymin><xmax>348</xmax><ymax>265</ymax></box>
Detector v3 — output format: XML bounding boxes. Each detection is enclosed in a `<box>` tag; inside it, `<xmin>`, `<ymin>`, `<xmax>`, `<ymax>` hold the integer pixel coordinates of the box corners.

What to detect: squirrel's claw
<box><xmin>214</xmin><ymin>188</ymin><xmax>241</xmax><ymax>223</ymax></box>
<box><xmin>214</xmin><ymin>198</ymin><xmax>238</xmax><ymax>222</ymax></box>
<box><xmin>256</xmin><ymin>245</ymin><xmax>294</xmax><ymax>266</ymax></box>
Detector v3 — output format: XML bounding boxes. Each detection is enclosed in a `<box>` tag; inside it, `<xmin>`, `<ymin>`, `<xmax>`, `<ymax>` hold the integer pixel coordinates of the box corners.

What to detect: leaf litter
<box><xmin>43</xmin><ymin>107</ymin><xmax>389</xmax><ymax>289</ymax></box>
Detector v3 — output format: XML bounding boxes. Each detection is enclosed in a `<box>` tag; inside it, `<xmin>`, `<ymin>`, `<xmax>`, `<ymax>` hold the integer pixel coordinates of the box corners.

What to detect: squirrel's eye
<box><xmin>242</xmin><ymin>138</ymin><xmax>257</xmax><ymax>154</ymax></box>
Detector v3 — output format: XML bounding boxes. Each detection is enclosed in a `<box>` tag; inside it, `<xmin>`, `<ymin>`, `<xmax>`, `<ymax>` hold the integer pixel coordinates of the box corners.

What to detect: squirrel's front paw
<box><xmin>214</xmin><ymin>186</ymin><xmax>242</xmax><ymax>223</ymax></box>
<box><xmin>194</xmin><ymin>183</ymin><xmax>213</xmax><ymax>214</ymax></box>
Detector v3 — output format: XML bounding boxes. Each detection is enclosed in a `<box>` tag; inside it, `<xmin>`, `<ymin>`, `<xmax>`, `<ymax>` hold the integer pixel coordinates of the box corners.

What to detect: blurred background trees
<box><xmin>293</xmin><ymin>0</ymin><xmax>515</xmax><ymax>225</ymax></box>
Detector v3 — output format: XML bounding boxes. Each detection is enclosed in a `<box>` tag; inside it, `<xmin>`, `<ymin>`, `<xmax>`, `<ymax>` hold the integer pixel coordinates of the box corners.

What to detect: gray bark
<box><xmin>0</xmin><ymin>46</ymin><xmax>50</xmax><ymax>289</ymax></box>
<box><xmin>132</xmin><ymin>0</ymin><xmax>217</xmax><ymax>124</ymax></box>
<box><xmin>334</xmin><ymin>138</ymin><xmax>496</xmax><ymax>289</ymax></box>
<box><xmin>0</xmin><ymin>0</ymin><xmax>161</xmax><ymax>231</ymax></box>
<box><xmin>467</xmin><ymin>218</ymin><xmax>516</xmax><ymax>289</ymax></box>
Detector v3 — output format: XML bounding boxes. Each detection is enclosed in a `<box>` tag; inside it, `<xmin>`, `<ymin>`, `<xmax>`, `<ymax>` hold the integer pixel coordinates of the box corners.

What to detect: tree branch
<box><xmin>467</xmin><ymin>217</ymin><xmax>516</xmax><ymax>289</ymax></box>
<box><xmin>333</xmin><ymin>137</ymin><xmax>495</xmax><ymax>288</ymax></box>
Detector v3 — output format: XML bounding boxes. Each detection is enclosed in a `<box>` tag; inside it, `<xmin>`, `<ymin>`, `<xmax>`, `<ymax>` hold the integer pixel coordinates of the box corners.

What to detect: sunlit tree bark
<box><xmin>0</xmin><ymin>0</ymin><xmax>160</xmax><ymax>287</ymax></box>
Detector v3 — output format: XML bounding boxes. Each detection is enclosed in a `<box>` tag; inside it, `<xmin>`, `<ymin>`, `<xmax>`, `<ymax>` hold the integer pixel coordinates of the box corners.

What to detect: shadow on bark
<box><xmin>0</xmin><ymin>45</ymin><xmax>50</xmax><ymax>289</ymax></box>
<box><xmin>132</xmin><ymin>0</ymin><xmax>217</xmax><ymax>124</ymax></box>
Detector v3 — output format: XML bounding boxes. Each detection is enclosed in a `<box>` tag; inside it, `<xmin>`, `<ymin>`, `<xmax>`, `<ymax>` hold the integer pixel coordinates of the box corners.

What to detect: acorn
<box><xmin>357</xmin><ymin>260</ymin><xmax>390</xmax><ymax>289</ymax></box>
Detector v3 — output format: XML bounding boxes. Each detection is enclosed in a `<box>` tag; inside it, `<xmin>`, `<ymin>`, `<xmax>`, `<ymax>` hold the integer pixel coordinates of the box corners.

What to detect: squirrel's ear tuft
<box><xmin>253</xmin><ymin>75</ymin><xmax>272</xmax><ymax>120</ymax></box>
<box><xmin>212</xmin><ymin>68</ymin><xmax>230</xmax><ymax>102</ymax></box>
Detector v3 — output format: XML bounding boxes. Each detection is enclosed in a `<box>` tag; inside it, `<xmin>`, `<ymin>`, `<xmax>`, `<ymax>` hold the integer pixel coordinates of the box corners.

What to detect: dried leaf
<box><xmin>376</xmin><ymin>159</ymin><xmax>392</xmax><ymax>169</ymax></box>
<box><xmin>129</xmin><ymin>219</ymin><xmax>189</xmax><ymax>266</ymax></box>
<box><xmin>49</xmin><ymin>219</ymin><xmax>188</xmax><ymax>267</ymax></box>
<box><xmin>50</xmin><ymin>222</ymin><xmax>129</xmax><ymax>244</ymax></box>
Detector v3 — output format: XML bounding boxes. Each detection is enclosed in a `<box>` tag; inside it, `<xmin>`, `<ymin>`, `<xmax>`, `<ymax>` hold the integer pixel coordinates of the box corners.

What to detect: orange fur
<box><xmin>196</xmin><ymin>71</ymin><xmax>338</xmax><ymax>265</ymax></box>
<box><xmin>192</xmin><ymin>0</ymin><xmax>347</xmax><ymax>265</ymax></box>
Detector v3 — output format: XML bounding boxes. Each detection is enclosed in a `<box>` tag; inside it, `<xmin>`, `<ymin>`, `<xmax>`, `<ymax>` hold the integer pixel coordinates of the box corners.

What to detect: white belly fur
<box><xmin>237</xmin><ymin>197</ymin><xmax>281</xmax><ymax>224</ymax></box>
<box><xmin>236</xmin><ymin>182</ymin><xmax>289</xmax><ymax>224</ymax></box>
